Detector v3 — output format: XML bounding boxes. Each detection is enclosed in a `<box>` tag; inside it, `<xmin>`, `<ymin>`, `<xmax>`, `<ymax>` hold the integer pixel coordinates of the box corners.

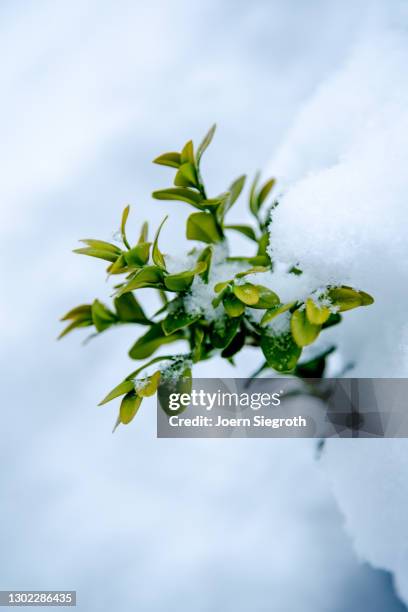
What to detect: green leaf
<box><xmin>120</xmin><ymin>205</ymin><xmax>131</xmax><ymax>250</ymax></box>
<box><xmin>232</xmin><ymin>283</ymin><xmax>260</xmax><ymax>305</ymax></box>
<box><xmin>221</xmin><ymin>325</ymin><xmax>246</xmax><ymax>358</ymax></box>
<box><xmin>328</xmin><ymin>286</ymin><xmax>363</xmax><ymax>312</ymax></box>
<box><xmin>91</xmin><ymin>300</ymin><xmax>118</xmax><ymax>332</ymax></box>
<box><xmin>174</xmin><ymin>163</ymin><xmax>198</xmax><ymax>188</ymax></box>
<box><xmin>250</xmin><ymin>286</ymin><xmax>280</xmax><ymax>309</ymax></box>
<box><xmin>162</xmin><ymin>307</ymin><xmax>200</xmax><ymax>335</ymax></box>
<box><xmin>80</xmin><ymin>239</ymin><xmax>121</xmax><ymax>254</ymax></box>
<box><xmin>224</xmin><ymin>224</ymin><xmax>257</xmax><ymax>241</ymax></box>
<box><xmin>107</xmin><ymin>253</ymin><xmax>127</xmax><ymax>275</ymax></box>
<box><xmin>138</xmin><ymin>221</ymin><xmax>148</xmax><ymax>244</ymax></box>
<box><xmin>58</xmin><ymin>316</ymin><xmax>93</xmax><ymax>339</ymax></box>
<box><xmin>257</xmin><ymin>178</ymin><xmax>276</xmax><ymax>207</ymax></box>
<box><xmin>261</xmin><ymin>302</ymin><xmax>296</xmax><ymax>325</ymax></box>
<box><xmin>186</xmin><ymin>212</ymin><xmax>222</xmax><ymax>244</ymax></box>
<box><xmin>152</xmin><ymin>188</ymin><xmax>204</xmax><ymax>209</ymax></box>
<box><xmin>291</xmin><ymin>309</ymin><xmax>321</xmax><ymax>347</ymax></box>
<box><xmin>257</xmin><ymin>233</ymin><xmax>269</xmax><ymax>256</ymax></box>
<box><xmin>163</xmin><ymin>261</ymin><xmax>207</xmax><ymax>291</ymax></box>
<box><xmin>129</xmin><ymin>323</ymin><xmax>184</xmax><ymax>359</ymax></box>
<box><xmin>153</xmin><ymin>152</ymin><xmax>181</xmax><ymax>168</ymax></box>
<box><xmin>114</xmin><ymin>293</ymin><xmax>150</xmax><ymax>324</ymax></box>
<box><xmin>137</xmin><ymin>371</ymin><xmax>161</xmax><ymax>397</ymax></box>
<box><xmin>260</xmin><ymin>330</ymin><xmax>301</xmax><ymax>372</ymax></box>
<box><xmin>119</xmin><ymin>391</ymin><xmax>142</xmax><ymax>425</ymax></box>
<box><xmin>192</xmin><ymin>327</ymin><xmax>205</xmax><ymax>362</ymax></box>
<box><xmin>124</xmin><ymin>242</ymin><xmax>151</xmax><ymax>267</ymax></box>
<box><xmin>210</xmin><ymin>316</ymin><xmax>240</xmax><ymax>349</ymax></box>
<box><xmin>152</xmin><ymin>216</ymin><xmax>168</xmax><ymax>270</ymax></box>
<box><xmin>73</xmin><ymin>247</ymin><xmax>118</xmax><ymax>263</ymax></box>
<box><xmin>180</xmin><ymin>140</ymin><xmax>195</xmax><ymax>164</ymax></box>
<box><xmin>197</xmin><ymin>246</ymin><xmax>213</xmax><ymax>282</ymax></box>
<box><xmin>60</xmin><ymin>304</ymin><xmax>92</xmax><ymax>321</ymax></box>
<box><xmin>117</xmin><ymin>266</ymin><xmax>164</xmax><ymax>295</ymax></box>
<box><xmin>99</xmin><ymin>379</ymin><xmax>135</xmax><ymax>405</ymax></box>
<box><xmin>305</xmin><ymin>298</ymin><xmax>330</xmax><ymax>325</ymax></box>
<box><xmin>196</xmin><ymin>124</ymin><xmax>216</xmax><ymax>164</ymax></box>
<box><xmin>222</xmin><ymin>292</ymin><xmax>245</xmax><ymax>317</ymax></box>
<box><xmin>322</xmin><ymin>312</ymin><xmax>342</xmax><ymax>328</ymax></box>
<box><xmin>249</xmin><ymin>171</ymin><xmax>261</xmax><ymax>217</ymax></box>
<box><xmin>359</xmin><ymin>290</ymin><xmax>374</xmax><ymax>306</ymax></box>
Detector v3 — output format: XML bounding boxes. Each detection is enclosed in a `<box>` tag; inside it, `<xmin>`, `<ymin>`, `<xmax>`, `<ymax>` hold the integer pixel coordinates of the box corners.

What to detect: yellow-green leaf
<box><xmin>99</xmin><ymin>379</ymin><xmax>135</xmax><ymax>406</ymax></box>
<box><xmin>196</xmin><ymin>124</ymin><xmax>216</xmax><ymax>163</ymax></box>
<box><xmin>119</xmin><ymin>391</ymin><xmax>142</xmax><ymax>425</ymax></box>
<box><xmin>137</xmin><ymin>371</ymin><xmax>161</xmax><ymax>397</ymax></box>
<box><xmin>152</xmin><ymin>216</ymin><xmax>168</xmax><ymax>270</ymax></box>
<box><xmin>120</xmin><ymin>205</ymin><xmax>131</xmax><ymax>249</ymax></box>
<box><xmin>233</xmin><ymin>283</ymin><xmax>260</xmax><ymax>305</ymax></box>
<box><xmin>261</xmin><ymin>302</ymin><xmax>296</xmax><ymax>325</ymax></box>
<box><xmin>180</xmin><ymin>140</ymin><xmax>194</xmax><ymax>164</ymax></box>
<box><xmin>153</xmin><ymin>152</ymin><xmax>181</xmax><ymax>168</ymax></box>
<box><xmin>186</xmin><ymin>212</ymin><xmax>222</xmax><ymax>244</ymax></box>
<box><xmin>291</xmin><ymin>309</ymin><xmax>321</xmax><ymax>347</ymax></box>
<box><xmin>223</xmin><ymin>292</ymin><xmax>245</xmax><ymax>317</ymax></box>
<box><xmin>305</xmin><ymin>298</ymin><xmax>331</xmax><ymax>325</ymax></box>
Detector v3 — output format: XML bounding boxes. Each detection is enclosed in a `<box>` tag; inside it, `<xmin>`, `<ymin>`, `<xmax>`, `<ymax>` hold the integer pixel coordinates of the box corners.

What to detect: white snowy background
<box><xmin>1</xmin><ymin>1</ymin><xmax>408</xmax><ymax>610</ymax></box>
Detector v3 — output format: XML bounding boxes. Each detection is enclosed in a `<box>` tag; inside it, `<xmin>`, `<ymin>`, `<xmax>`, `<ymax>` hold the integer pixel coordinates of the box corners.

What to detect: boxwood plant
<box><xmin>60</xmin><ymin>125</ymin><xmax>374</xmax><ymax>430</ymax></box>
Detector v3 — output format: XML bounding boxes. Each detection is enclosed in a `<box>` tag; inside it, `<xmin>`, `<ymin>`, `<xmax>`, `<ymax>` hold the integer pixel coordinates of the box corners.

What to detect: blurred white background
<box><xmin>1</xmin><ymin>1</ymin><xmax>407</xmax><ymax>610</ymax></box>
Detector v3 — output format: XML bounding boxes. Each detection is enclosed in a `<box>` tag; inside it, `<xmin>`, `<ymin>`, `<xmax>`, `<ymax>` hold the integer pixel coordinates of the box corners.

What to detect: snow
<box><xmin>265</xmin><ymin>15</ymin><xmax>408</xmax><ymax>607</ymax></box>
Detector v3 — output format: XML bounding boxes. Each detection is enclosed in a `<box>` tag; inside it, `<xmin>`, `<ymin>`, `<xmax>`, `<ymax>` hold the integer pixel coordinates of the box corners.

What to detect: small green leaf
<box><xmin>107</xmin><ymin>253</ymin><xmax>127</xmax><ymax>275</ymax></box>
<box><xmin>261</xmin><ymin>302</ymin><xmax>296</xmax><ymax>325</ymax></box>
<box><xmin>196</xmin><ymin>124</ymin><xmax>216</xmax><ymax>164</ymax></box>
<box><xmin>249</xmin><ymin>171</ymin><xmax>261</xmax><ymax>217</ymax></box>
<box><xmin>328</xmin><ymin>286</ymin><xmax>363</xmax><ymax>312</ymax></box>
<box><xmin>250</xmin><ymin>286</ymin><xmax>280</xmax><ymax>309</ymax></box>
<box><xmin>228</xmin><ymin>174</ymin><xmax>246</xmax><ymax>206</ymax></box>
<box><xmin>152</xmin><ymin>216</ymin><xmax>168</xmax><ymax>270</ymax></box>
<box><xmin>91</xmin><ymin>300</ymin><xmax>118</xmax><ymax>332</ymax></box>
<box><xmin>233</xmin><ymin>283</ymin><xmax>260</xmax><ymax>305</ymax></box>
<box><xmin>138</xmin><ymin>221</ymin><xmax>148</xmax><ymax>244</ymax></box>
<box><xmin>164</xmin><ymin>261</ymin><xmax>207</xmax><ymax>291</ymax></box>
<box><xmin>80</xmin><ymin>239</ymin><xmax>121</xmax><ymax>254</ymax></box>
<box><xmin>153</xmin><ymin>152</ymin><xmax>181</xmax><ymax>168</ymax></box>
<box><xmin>222</xmin><ymin>292</ymin><xmax>245</xmax><ymax>317</ymax></box>
<box><xmin>210</xmin><ymin>316</ymin><xmax>240</xmax><ymax>349</ymax></box>
<box><xmin>152</xmin><ymin>188</ymin><xmax>203</xmax><ymax>209</ymax></box>
<box><xmin>359</xmin><ymin>290</ymin><xmax>374</xmax><ymax>305</ymax></box>
<box><xmin>197</xmin><ymin>246</ymin><xmax>213</xmax><ymax>282</ymax></box>
<box><xmin>137</xmin><ymin>371</ymin><xmax>161</xmax><ymax>397</ymax></box>
<box><xmin>291</xmin><ymin>309</ymin><xmax>321</xmax><ymax>347</ymax></box>
<box><xmin>129</xmin><ymin>323</ymin><xmax>184</xmax><ymax>359</ymax></box>
<box><xmin>58</xmin><ymin>316</ymin><xmax>93</xmax><ymax>339</ymax></box>
<box><xmin>120</xmin><ymin>205</ymin><xmax>131</xmax><ymax>250</ymax></box>
<box><xmin>305</xmin><ymin>298</ymin><xmax>331</xmax><ymax>325</ymax></box>
<box><xmin>119</xmin><ymin>391</ymin><xmax>142</xmax><ymax>425</ymax></box>
<box><xmin>224</xmin><ymin>224</ymin><xmax>257</xmax><ymax>241</ymax></box>
<box><xmin>180</xmin><ymin>140</ymin><xmax>195</xmax><ymax>164</ymax></box>
<box><xmin>162</xmin><ymin>306</ymin><xmax>200</xmax><ymax>335</ymax></box>
<box><xmin>174</xmin><ymin>163</ymin><xmax>198</xmax><ymax>188</ymax></box>
<box><xmin>260</xmin><ymin>330</ymin><xmax>301</xmax><ymax>372</ymax></box>
<box><xmin>257</xmin><ymin>178</ymin><xmax>276</xmax><ymax>207</ymax></box>
<box><xmin>117</xmin><ymin>266</ymin><xmax>164</xmax><ymax>295</ymax></box>
<box><xmin>124</xmin><ymin>242</ymin><xmax>151</xmax><ymax>267</ymax></box>
<box><xmin>60</xmin><ymin>304</ymin><xmax>92</xmax><ymax>321</ymax></box>
<box><xmin>214</xmin><ymin>280</ymin><xmax>231</xmax><ymax>293</ymax></box>
<box><xmin>192</xmin><ymin>327</ymin><xmax>205</xmax><ymax>362</ymax></box>
<box><xmin>73</xmin><ymin>247</ymin><xmax>118</xmax><ymax>263</ymax></box>
<box><xmin>114</xmin><ymin>293</ymin><xmax>150</xmax><ymax>324</ymax></box>
<box><xmin>322</xmin><ymin>312</ymin><xmax>342</xmax><ymax>328</ymax></box>
<box><xmin>99</xmin><ymin>379</ymin><xmax>135</xmax><ymax>406</ymax></box>
<box><xmin>221</xmin><ymin>325</ymin><xmax>246</xmax><ymax>358</ymax></box>
<box><xmin>186</xmin><ymin>212</ymin><xmax>222</xmax><ymax>244</ymax></box>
